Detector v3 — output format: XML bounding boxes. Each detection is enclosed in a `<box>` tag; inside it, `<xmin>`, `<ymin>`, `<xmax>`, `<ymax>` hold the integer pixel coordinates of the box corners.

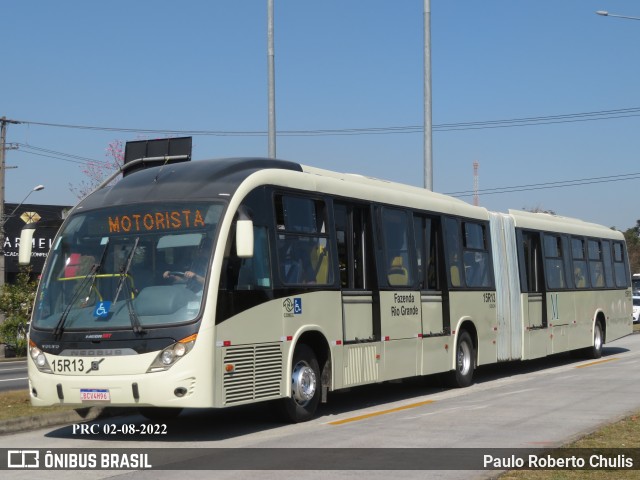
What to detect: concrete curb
<box><xmin>0</xmin><ymin>407</ymin><xmax>127</xmax><ymax>436</ymax></box>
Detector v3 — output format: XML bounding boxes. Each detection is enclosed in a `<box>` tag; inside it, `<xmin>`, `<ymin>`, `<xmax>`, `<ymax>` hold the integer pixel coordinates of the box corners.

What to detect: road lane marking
<box><xmin>575</xmin><ymin>358</ymin><xmax>618</xmax><ymax>369</ymax></box>
<box><xmin>0</xmin><ymin>377</ymin><xmax>27</xmax><ymax>382</ymax></box>
<box><xmin>328</xmin><ymin>399</ymin><xmax>435</xmax><ymax>425</ymax></box>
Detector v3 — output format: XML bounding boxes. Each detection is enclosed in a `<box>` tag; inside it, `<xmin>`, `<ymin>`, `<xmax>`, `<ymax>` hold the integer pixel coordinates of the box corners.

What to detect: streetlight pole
<box><xmin>596</xmin><ymin>10</ymin><xmax>640</xmax><ymax>21</ymax></box>
<box><xmin>0</xmin><ymin>184</ymin><xmax>45</xmax><ymax>288</ymax></box>
<box><xmin>424</xmin><ymin>0</ymin><xmax>433</xmax><ymax>191</ymax></box>
<box><xmin>267</xmin><ymin>0</ymin><xmax>277</xmax><ymax>159</ymax></box>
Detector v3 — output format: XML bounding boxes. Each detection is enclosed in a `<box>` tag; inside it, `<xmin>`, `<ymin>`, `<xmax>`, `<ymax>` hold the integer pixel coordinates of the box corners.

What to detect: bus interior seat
<box><xmin>310</xmin><ymin>244</ymin><xmax>329</xmax><ymax>284</ymax></box>
<box><xmin>450</xmin><ymin>265</ymin><xmax>461</xmax><ymax>287</ymax></box>
<box><xmin>388</xmin><ymin>256</ymin><xmax>409</xmax><ymax>286</ymax></box>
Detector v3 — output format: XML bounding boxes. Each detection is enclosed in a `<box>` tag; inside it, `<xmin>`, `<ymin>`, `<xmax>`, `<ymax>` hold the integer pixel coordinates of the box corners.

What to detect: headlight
<box><xmin>147</xmin><ymin>334</ymin><xmax>197</xmax><ymax>372</ymax></box>
<box><xmin>29</xmin><ymin>339</ymin><xmax>52</xmax><ymax>373</ymax></box>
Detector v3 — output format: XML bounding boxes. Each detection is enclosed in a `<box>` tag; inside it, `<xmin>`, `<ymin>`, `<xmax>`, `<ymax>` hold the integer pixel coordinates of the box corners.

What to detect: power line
<box><xmin>6</xmin><ymin>110</ymin><xmax>640</xmax><ymax>201</ymax></box>
<box><xmin>14</xmin><ymin>143</ymin><xmax>108</xmax><ymax>166</ymax></box>
<box><xmin>447</xmin><ymin>172</ymin><xmax>640</xmax><ymax>198</ymax></box>
<box><xmin>17</xmin><ymin>139</ymin><xmax>640</xmax><ymax>200</ymax></box>
<box><xmin>9</xmin><ymin>106</ymin><xmax>640</xmax><ymax>137</ymax></box>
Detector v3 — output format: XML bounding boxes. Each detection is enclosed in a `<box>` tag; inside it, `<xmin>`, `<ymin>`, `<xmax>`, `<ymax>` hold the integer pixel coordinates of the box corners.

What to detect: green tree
<box><xmin>624</xmin><ymin>220</ymin><xmax>640</xmax><ymax>274</ymax></box>
<box><xmin>0</xmin><ymin>269</ymin><xmax>38</xmax><ymax>356</ymax></box>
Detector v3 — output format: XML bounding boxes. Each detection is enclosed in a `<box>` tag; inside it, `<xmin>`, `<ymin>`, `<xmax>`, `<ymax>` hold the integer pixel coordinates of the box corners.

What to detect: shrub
<box><xmin>0</xmin><ymin>269</ymin><xmax>37</xmax><ymax>356</ymax></box>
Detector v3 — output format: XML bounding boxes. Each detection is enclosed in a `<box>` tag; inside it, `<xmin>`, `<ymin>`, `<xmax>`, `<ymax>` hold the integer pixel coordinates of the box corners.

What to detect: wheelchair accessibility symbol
<box><xmin>282</xmin><ymin>298</ymin><xmax>302</xmax><ymax>318</ymax></box>
<box><xmin>93</xmin><ymin>301</ymin><xmax>112</xmax><ymax>318</ymax></box>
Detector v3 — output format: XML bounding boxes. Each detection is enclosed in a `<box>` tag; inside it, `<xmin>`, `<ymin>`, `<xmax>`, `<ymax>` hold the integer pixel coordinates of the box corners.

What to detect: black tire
<box><xmin>447</xmin><ymin>331</ymin><xmax>475</xmax><ymax>388</ymax></box>
<box><xmin>278</xmin><ymin>344</ymin><xmax>321</xmax><ymax>423</ymax></box>
<box><xmin>587</xmin><ymin>321</ymin><xmax>604</xmax><ymax>359</ymax></box>
<box><xmin>138</xmin><ymin>407</ymin><xmax>183</xmax><ymax>421</ymax></box>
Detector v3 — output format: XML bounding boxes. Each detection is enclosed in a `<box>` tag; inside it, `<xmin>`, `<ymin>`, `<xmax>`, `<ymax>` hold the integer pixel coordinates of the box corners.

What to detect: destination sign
<box><xmin>108</xmin><ymin>209</ymin><xmax>206</xmax><ymax>233</ymax></box>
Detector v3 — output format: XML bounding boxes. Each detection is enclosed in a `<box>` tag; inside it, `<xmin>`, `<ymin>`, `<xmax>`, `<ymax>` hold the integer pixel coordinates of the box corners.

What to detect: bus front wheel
<box><xmin>278</xmin><ymin>344</ymin><xmax>321</xmax><ymax>423</ymax></box>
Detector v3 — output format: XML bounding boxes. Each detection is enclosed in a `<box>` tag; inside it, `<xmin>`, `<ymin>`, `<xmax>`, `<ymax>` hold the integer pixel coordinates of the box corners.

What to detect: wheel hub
<box><xmin>292</xmin><ymin>361</ymin><xmax>317</xmax><ymax>405</ymax></box>
<box><xmin>457</xmin><ymin>342</ymin><xmax>471</xmax><ymax>375</ymax></box>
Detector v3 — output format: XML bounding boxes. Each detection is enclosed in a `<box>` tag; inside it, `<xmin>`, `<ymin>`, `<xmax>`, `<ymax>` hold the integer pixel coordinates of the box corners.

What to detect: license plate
<box><xmin>80</xmin><ymin>389</ymin><xmax>111</xmax><ymax>402</ymax></box>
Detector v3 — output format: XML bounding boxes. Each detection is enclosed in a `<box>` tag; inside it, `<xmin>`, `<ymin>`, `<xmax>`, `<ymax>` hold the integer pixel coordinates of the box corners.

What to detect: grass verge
<box><xmin>0</xmin><ymin>389</ymin><xmax>76</xmax><ymax>421</ymax></box>
<box><xmin>498</xmin><ymin>412</ymin><xmax>640</xmax><ymax>479</ymax></box>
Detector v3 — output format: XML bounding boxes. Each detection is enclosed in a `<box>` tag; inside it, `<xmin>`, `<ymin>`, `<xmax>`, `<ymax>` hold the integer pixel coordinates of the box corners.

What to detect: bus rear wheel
<box><xmin>588</xmin><ymin>321</ymin><xmax>604</xmax><ymax>359</ymax></box>
<box><xmin>278</xmin><ymin>344</ymin><xmax>321</xmax><ymax>423</ymax></box>
<box><xmin>447</xmin><ymin>331</ymin><xmax>475</xmax><ymax>388</ymax></box>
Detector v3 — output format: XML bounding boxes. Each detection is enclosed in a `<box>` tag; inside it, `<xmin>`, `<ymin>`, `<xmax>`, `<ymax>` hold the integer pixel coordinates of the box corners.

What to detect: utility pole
<box><xmin>0</xmin><ymin>117</ymin><xmax>20</xmax><ymax>288</ymax></box>
<box><xmin>267</xmin><ymin>0</ymin><xmax>277</xmax><ymax>158</ymax></box>
<box><xmin>424</xmin><ymin>0</ymin><xmax>433</xmax><ymax>191</ymax></box>
<box><xmin>473</xmin><ymin>160</ymin><xmax>479</xmax><ymax>206</ymax></box>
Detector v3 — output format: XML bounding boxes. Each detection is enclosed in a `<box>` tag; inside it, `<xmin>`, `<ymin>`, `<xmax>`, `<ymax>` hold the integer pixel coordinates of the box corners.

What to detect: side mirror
<box><xmin>235</xmin><ymin>220</ymin><xmax>254</xmax><ymax>258</ymax></box>
<box><xmin>19</xmin><ymin>223</ymin><xmax>37</xmax><ymax>265</ymax></box>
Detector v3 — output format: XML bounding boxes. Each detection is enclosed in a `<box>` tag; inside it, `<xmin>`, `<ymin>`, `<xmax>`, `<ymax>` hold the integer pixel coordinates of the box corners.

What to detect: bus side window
<box><xmin>613</xmin><ymin>241</ymin><xmax>630</xmax><ymax>288</ymax></box>
<box><xmin>380</xmin><ymin>208</ymin><xmax>414</xmax><ymax>288</ymax></box>
<box><xmin>571</xmin><ymin>237</ymin><xmax>589</xmax><ymax>289</ymax></box>
<box><xmin>334</xmin><ymin>203</ymin><xmax>372</xmax><ymax>290</ymax></box>
<box><xmin>413</xmin><ymin>215</ymin><xmax>440</xmax><ymax>290</ymax></box>
<box><xmin>601</xmin><ymin>241</ymin><xmax>615</xmax><ymax>288</ymax></box>
<box><xmin>275</xmin><ymin>194</ymin><xmax>333</xmax><ymax>286</ymax></box>
<box><xmin>236</xmin><ymin>226</ymin><xmax>272</xmax><ymax>289</ymax></box>
<box><xmin>519</xmin><ymin>231</ymin><xmax>543</xmax><ymax>293</ymax></box>
<box><xmin>444</xmin><ymin>217</ymin><xmax>462</xmax><ymax>288</ymax></box>
<box><xmin>462</xmin><ymin>221</ymin><xmax>492</xmax><ymax>288</ymax></box>
<box><xmin>544</xmin><ymin>234</ymin><xmax>565</xmax><ymax>289</ymax></box>
<box><xmin>587</xmin><ymin>239</ymin><xmax>604</xmax><ymax>288</ymax></box>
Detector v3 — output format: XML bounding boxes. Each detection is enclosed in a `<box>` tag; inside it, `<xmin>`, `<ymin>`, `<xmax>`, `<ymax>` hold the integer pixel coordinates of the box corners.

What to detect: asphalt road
<box><xmin>0</xmin><ymin>359</ymin><xmax>27</xmax><ymax>392</ymax></box>
<box><xmin>1</xmin><ymin>334</ymin><xmax>639</xmax><ymax>479</ymax></box>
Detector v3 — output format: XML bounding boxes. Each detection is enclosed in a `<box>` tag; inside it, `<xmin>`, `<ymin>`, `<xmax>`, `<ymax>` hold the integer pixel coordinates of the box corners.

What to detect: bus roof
<box><xmin>76</xmin><ymin>157</ymin><xmax>619</xmax><ymax>238</ymax></box>
<box><xmin>79</xmin><ymin>158</ymin><xmax>303</xmax><ymax>210</ymax></box>
<box><xmin>508</xmin><ymin>209</ymin><xmax>623</xmax><ymax>240</ymax></box>
<box><xmin>77</xmin><ymin>157</ymin><xmax>486</xmax><ymax>221</ymax></box>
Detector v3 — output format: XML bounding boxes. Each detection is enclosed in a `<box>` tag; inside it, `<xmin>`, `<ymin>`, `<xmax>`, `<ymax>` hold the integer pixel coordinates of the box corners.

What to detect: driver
<box><xmin>163</xmin><ymin>269</ymin><xmax>204</xmax><ymax>286</ymax></box>
<box><xmin>163</xmin><ymin>238</ymin><xmax>211</xmax><ymax>292</ymax></box>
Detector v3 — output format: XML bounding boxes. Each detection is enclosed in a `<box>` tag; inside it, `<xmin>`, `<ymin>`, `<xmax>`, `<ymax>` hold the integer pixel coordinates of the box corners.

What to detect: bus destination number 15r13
<box><xmin>52</xmin><ymin>358</ymin><xmax>86</xmax><ymax>373</ymax></box>
<box><xmin>482</xmin><ymin>292</ymin><xmax>496</xmax><ymax>308</ymax></box>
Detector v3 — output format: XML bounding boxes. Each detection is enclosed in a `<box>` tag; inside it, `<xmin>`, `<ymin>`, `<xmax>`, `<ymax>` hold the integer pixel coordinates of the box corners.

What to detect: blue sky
<box><xmin>3</xmin><ymin>1</ymin><xmax>640</xmax><ymax>230</ymax></box>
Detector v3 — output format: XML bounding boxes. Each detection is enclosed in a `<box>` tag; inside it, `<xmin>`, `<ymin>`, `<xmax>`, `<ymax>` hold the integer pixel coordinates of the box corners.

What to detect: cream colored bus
<box><xmin>23</xmin><ymin>155</ymin><xmax>632</xmax><ymax>422</ymax></box>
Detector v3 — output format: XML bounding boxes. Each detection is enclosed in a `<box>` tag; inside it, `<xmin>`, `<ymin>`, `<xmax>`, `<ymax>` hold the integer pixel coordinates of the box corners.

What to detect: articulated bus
<box><xmin>22</xmin><ymin>155</ymin><xmax>632</xmax><ymax>422</ymax></box>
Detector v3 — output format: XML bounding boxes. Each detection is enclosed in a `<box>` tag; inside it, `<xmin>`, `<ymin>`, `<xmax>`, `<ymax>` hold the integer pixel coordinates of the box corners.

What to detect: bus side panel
<box><xmin>570</xmin><ymin>291</ymin><xmax>597</xmax><ymax>350</ymax></box>
<box><xmin>604</xmin><ymin>290</ymin><xmax>633</xmax><ymax>343</ymax></box>
<box><xmin>379</xmin><ymin>290</ymin><xmax>421</xmax><ymax>381</ymax></box>
<box><xmin>421</xmin><ymin>336</ymin><xmax>451</xmax><ymax>375</ymax></box>
<box><xmin>342</xmin><ymin>343</ymin><xmax>381</xmax><ymax>387</ymax></box>
<box><xmin>448</xmin><ymin>291</ymin><xmax>497</xmax><ymax>367</ymax></box>
<box><xmin>547</xmin><ymin>292</ymin><xmax>572</xmax><ymax>354</ymax></box>
<box><xmin>214</xmin><ymin>295</ymin><xmax>286</xmax><ymax>408</ymax></box>
<box><xmin>382</xmin><ymin>338</ymin><xmax>419</xmax><ymax>381</ymax></box>
<box><xmin>523</xmin><ymin>328</ymin><xmax>549</xmax><ymax>360</ymax></box>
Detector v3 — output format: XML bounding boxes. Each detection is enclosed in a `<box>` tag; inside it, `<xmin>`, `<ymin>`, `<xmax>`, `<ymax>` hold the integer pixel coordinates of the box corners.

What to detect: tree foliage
<box><xmin>623</xmin><ymin>220</ymin><xmax>640</xmax><ymax>274</ymax></box>
<box><xmin>0</xmin><ymin>269</ymin><xmax>38</xmax><ymax>356</ymax></box>
<box><xmin>69</xmin><ymin>139</ymin><xmax>124</xmax><ymax>200</ymax></box>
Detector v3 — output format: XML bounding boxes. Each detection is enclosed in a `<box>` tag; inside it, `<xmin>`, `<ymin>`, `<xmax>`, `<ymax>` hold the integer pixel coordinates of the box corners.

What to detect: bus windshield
<box><xmin>32</xmin><ymin>202</ymin><xmax>225</xmax><ymax>332</ymax></box>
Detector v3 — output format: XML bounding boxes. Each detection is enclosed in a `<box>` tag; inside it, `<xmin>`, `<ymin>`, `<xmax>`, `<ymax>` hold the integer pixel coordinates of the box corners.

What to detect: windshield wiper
<box><xmin>113</xmin><ymin>238</ymin><xmax>144</xmax><ymax>334</ymax></box>
<box><xmin>53</xmin><ymin>240</ymin><xmax>110</xmax><ymax>338</ymax></box>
